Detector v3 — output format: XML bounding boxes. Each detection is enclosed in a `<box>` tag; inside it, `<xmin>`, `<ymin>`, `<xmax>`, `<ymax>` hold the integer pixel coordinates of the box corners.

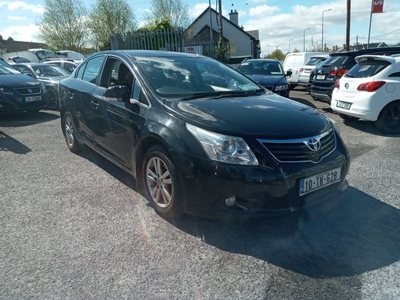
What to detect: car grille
<box><xmin>14</xmin><ymin>86</ymin><xmax>42</xmax><ymax>96</ymax></box>
<box><xmin>258</xmin><ymin>129</ymin><xmax>336</xmax><ymax>163</ymax></box>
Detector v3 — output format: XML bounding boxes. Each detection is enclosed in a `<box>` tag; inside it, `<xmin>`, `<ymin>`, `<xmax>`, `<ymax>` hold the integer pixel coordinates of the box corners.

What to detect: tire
<box><xmin>47</xmin><ymin>90</ymin><xmax>59</xmax><ymax>110</ymax></box>
<box><xmin>290</xmin><ymin>84</ymin><xmax>296</xmax><ymax>90</ymax></box>
<box><xmin>142</xmin><ymin>145</ymin><xmax>183</xmax><ymax>218</ymax></box>
<box><xmin>63</xmin><ymin>111</ymin><xmax>82</xmax><ymax>152</ymax></box>
<box><xmin>338</xmin><ymin>113</ymin><xmax>359</xmax><ymax>121</ymax></box>
<box><xmin>375</xmin><ymin>101</ymin><xmax>400</xmax><ymax>135</ymax></box>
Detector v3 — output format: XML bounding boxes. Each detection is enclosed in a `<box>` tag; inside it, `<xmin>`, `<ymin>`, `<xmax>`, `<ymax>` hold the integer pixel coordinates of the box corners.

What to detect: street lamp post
<box><xmin>289</xmin><ymin>39</ymin><xmax>293</xmax><ymax>53</ymax></box>
<box><xmin>322</xmin><ymin>9</ymin><xmax>332</xmax><ymax>51</ymax></box>
<box><xmin>303</xmin><ymin>28</ymin><xmax>310</xmax><ymax>52</ymax></box>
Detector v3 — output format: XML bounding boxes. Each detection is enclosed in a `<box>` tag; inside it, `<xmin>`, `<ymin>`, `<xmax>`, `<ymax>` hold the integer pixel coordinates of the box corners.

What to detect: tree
<box><xmin>88</xmin><ymin>0</ymin><xmax>137</xmax><ymax>51</ymax></box>
<box><xmin>37</xmin><ymin>0</ymin><xmax>88</xmax><ymax>51</ymax></box>
<box><xmin>144</xmin><ymin>0</ymin><xmax>192</xmax><ymax>29</ymax></box>
<box><xmin>266</xmin><ymin>49</ymin><xmax>285</xmax><ymax>61</ymax></box>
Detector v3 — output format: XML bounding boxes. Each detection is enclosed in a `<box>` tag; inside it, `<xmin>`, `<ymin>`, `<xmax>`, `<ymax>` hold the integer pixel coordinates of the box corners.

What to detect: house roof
<box><xmin>186</xmin><ymin>7</ymin><xmax>257</xmax><ymax>42</ymax></box>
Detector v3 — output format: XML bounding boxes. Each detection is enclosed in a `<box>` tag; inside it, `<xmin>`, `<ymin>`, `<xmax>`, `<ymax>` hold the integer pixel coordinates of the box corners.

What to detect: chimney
<box><xmin>229</xmin><ymin>10</ymin><xmax>239</xmax><ymax>26</ymax></box>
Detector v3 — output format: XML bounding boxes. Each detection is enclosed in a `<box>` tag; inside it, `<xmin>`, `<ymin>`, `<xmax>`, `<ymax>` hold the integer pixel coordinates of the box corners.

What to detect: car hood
<box><xmin>164</xmin><ymin>93</ymin><xmax>331</xmax><ymax>139</ymax></box>
<box><xmin>0</xmin><ymin>74</ymin><xmax>41</xmax><ymax>87</ymax></box>
<box><xmin>246</xmin><ymin>74</ymin><xmax>287</xmax><ymax>86</ymax></box>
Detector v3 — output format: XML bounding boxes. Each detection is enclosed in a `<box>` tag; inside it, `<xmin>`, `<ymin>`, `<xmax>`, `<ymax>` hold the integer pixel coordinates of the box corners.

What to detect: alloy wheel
<box><xmin>145</xmin><ymin>157</ymin><xmax>173</xmax><ymax>208</ymax></box>
<box><xmin>64</xmin><ymin>114</ymin><xmax>75</xmax><ymax>147</ymax></box>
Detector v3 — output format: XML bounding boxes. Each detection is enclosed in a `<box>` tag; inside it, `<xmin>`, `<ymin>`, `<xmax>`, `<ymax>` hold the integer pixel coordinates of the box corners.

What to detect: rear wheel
<box><xmin>375</xmin><ymin>101</ymin><xmax>400</xmax><ymax>134</ymax></box>
<box><xmin>63</xmin><ymin>111</ymin><xmax>82</xmax><ymax>152</ymax></box>
<box><xmin>142</xmin><ymin>145</ymin><xmax>183</xmax><ymax>218</ymax></box>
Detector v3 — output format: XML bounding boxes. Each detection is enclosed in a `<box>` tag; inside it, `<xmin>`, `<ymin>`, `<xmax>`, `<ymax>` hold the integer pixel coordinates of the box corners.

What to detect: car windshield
<box><xmin>64</xmin><ymin>51</ymin><xmax>85</xmax><ymax>60</ymax></box>
<box><xmin>0</xmin><ymin>60</ymin><xmax>22</xmax><ymax>75</ymax></box>
<box><xmin>321</xmin><ymin>55</ymin><xmax>355</xmax><ymax>68</ymax></box>
<box><xmin>305</xmin><ymin>57</ymin><xmax>327</xmax><ymax>66</ymax></box>
<box><xmin>32</xmin><ymin>65</ymin><xmax>70</xmax><ymax>77</ymax></box>
<box><xmin>345</xmin><ymin>59</ymin><xmax>391</xmax><ymax>78</ymax></box>
<box><xmin>238</xmin><ymin>61</ymin><xmax>284</xmax><ymax>76</ymax></box>
<box><xmin>134</xmin><ymin>56</ymin><xmax>261</xmax><ymax>99</ymax></box>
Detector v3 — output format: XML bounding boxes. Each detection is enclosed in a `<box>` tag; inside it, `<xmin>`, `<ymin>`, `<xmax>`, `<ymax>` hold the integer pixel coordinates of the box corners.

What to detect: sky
<box><xmin>0</xmin><ymin>0</ymin><xmax>399</xmax><ymax>56</ymax></box>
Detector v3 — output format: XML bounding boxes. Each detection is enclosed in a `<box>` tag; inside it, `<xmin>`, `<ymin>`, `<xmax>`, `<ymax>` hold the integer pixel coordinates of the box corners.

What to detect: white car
<box><xmin>331</xmin><ymin>54</ymin><xmax>400</xmax><ymax>134</ymax></box>
<box><xmin>298</xmin><ymin>54</ymin><xmax>329</xmax><ymax>90</ymax></box>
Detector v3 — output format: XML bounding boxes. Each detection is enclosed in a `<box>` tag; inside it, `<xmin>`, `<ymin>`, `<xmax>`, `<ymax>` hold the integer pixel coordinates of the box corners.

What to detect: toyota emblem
<box><xmin>306</xmin><ymin>138</ymin><xmax>321</xmax><ymax>151</ymax></box>
<box><xmin>345</xmin><ymin>83</ymin><xmax>349</xmax><ymax>89</ymax></box>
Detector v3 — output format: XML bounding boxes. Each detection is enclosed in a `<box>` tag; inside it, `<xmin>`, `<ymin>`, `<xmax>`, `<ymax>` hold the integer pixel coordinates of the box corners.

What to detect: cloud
<box><xmin>8</xmin><ymin>15</ymin><xmax>28</xmax><ymax>21</ymax></box>
<box><xmin>0</xmin><ymin>24</ymin><xmax>41</xmax><ymax>42</ymax></box>
<box><xmin>7</xmin><ymin>1</ymin><xmax>44</xmax><ymax>14</ymax></box>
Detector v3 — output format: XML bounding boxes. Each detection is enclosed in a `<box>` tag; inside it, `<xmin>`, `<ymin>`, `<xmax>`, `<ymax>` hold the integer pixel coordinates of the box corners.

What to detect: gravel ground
<box><xmin>1</xmin><ymin>88</ymin><xmax>399</xmax><ymax>299</ymax></box>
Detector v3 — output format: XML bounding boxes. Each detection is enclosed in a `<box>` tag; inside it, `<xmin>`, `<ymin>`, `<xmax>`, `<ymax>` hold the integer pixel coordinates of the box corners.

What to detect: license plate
<box><xmin>316</xmin><ymin>75</ymin><xmax>325</xmax><ymax>80</ymax></box>
<box><xmin>336</xmin><ymin>101</ymin><xmax>351</xmax><ymax>109</ymax></box>
<box><xmin>25</xmin><ymin>96</ymin><xmax>42</xmax><ymax>102</ymax></box>
<box><xmin>299</xmin><ymin>167</ymin><xmax>341</xmax><ymax>196</ymax></box>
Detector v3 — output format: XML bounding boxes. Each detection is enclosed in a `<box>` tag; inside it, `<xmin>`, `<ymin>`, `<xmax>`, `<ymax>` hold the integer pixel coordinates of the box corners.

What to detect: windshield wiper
<box><xmin>345</xmin><ymin>73</ymin><xmax>354</xmax><ymax>78</ymax></box>
<box><xmin>213</xmin><ymin>89</ymin><xmax>264</xmax><ymax>99</ymax></box>
<box><xmin>181</xmin><ymin>92</ymin><xmax>218</xmax><ymax>100</ymax></box>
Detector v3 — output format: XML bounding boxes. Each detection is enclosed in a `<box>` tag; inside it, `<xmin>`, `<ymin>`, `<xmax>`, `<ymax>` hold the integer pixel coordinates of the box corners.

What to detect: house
<box><xmin>185</xmin><ymin>7</ymin><xmax>261</xmax><ymax>62</ymax></box>
<box><xmin>353</xmin><ymin>42</ymin><xmax>388</xmax><ymax>50</ymax></box>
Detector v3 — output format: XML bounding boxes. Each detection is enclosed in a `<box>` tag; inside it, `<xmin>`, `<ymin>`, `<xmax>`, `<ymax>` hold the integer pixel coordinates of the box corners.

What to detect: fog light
<box><xmin>225</xmin><ymin>195</ymin><xmax>236</xmax><ymax>207</ymax></box>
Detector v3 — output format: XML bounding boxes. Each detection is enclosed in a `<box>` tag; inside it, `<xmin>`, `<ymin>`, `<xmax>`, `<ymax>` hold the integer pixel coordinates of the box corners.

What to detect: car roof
<box><xmin>92</xmin><ymin>50</ymin><xmax>205</xmax><ymax>59</ymax></box>
<box><xmin>330</xmin><ymin>46</ymin><xmax>400</xmax><ymax>57</ymax></box>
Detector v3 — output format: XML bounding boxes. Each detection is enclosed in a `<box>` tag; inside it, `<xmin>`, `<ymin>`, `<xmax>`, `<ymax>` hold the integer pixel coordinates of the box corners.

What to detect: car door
<box><xmin>90</xmin><ymin>56</ymin><xmax>148</xmax><ymax>167</ymax></box>
<box><xmin>66</xmin><ymin>55</ymin><xmax>106</xmax><ymax>143</ymax></box>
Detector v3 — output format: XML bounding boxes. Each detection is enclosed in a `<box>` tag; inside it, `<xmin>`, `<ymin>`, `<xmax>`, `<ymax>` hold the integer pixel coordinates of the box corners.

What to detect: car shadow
<box><xmin>341</xmin><ymin>118</ymin><xmax>400</xmax><ymax>137</ymax></box>
<box><xmin>71</xmin><ymin>147</ymin><xmax>400</xmax><ymax>279</ymax></box>
<box><xmin>289</xmin><ymin>96</ymin><xmax>317</xmax><ymax>108</ymax></box>
<box><xmin>0</xmin><ymin>110</ymin><xmax>59</xmax><ymax>127</ymax></box>
<box><xmin>0</xmin><ymin>131</ymin><xmax>31</xmax><ymax>154</ymax></box>
<box><xmin>170</xmin><ymin>187</ymin><xmax>400</xmax><ymax>279</ymax></box>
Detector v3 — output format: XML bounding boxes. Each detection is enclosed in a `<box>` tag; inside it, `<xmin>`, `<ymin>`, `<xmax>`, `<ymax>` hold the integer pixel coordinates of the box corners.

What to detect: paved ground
<box><xmin>1</xmin><ymin>88</ymin><xmax>399</xmax><ymax>299</ymax></box>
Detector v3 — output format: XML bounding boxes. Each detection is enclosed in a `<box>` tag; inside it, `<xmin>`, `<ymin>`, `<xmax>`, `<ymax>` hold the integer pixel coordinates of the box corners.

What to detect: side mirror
<box><xmin>286</xmin><ymin>70</ymin><xmax>292</xmax><ymax>76</ymax></box>
<box><xmin>104</xmin><ymin>85</ymin><xmax>130</xmax><ymax>102</ymax></box>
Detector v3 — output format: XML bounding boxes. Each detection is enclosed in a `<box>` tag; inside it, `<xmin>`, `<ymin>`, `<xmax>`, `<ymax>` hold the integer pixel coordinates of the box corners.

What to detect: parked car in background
<box><xmin>310</xmin><ymin>46</ymin><xmax>400</xmax><ymax>103</ymax></box>
<box><xmin>59</xmin><ymin>50</ymin><xmax>350</xmax><ymax>219</ymax></box>
<box><xmin>236</xmin><ymin>59</ymin><xmax>292</xmax><ymax>98</ymax></box>
<box><xmin>331</xmin><ymin>54</ymin><xmax>400</xmax><ymax>134</ymax></box>
<box><xmin>12</xmin><ymin>63</ymin><xmax>70</xmax><ymax>110</ymax></box>
<box><xmin>56</xmin><ymin>50</ymin><xmax>85</xmax><ymax>64</ymax></box>
<box><xmin>283</xmin><ymin>52</ymin><xmax>327</xmax><ymax>89</ymax></box>
<box><xmin>0</xmin><ymin>59</ymin><xmax>47</xmax><ymax>113</ymax></box>
<box><xmin>28</xmin><ymin>48</ymin><xmax>60</xmax><ymax>62</ymax></box>
<box><xmin>298</xmin><ymin>54</ymin><xmax>329</xmax><ymax>90</ymax></box>
<box><xmin>43</xmin><ymin>60</ymin><xmax>79</xmax><ymax>74</ymax></box>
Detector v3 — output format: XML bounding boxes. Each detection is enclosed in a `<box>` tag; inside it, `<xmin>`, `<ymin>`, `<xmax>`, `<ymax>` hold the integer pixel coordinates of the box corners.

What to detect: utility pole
<box><xmin>218</xmin><ymin>0</ymin><xmax>223</xmax><ymax>48</ymax></box>
<box><xmin>346</xmin><ymin>0</ymin><xmax>351</xmax><ymax>51</ymax></box>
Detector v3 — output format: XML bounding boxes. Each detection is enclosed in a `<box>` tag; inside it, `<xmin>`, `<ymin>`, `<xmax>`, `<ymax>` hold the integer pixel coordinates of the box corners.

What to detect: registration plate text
<box><xmin>299</xmin><ymin>167</ymin><xmax>341</xmax><ymax>196</ymax></box>
<box><xmin>336</xmin><ymin>101</ymin><xmax>351</xmax><ymax>109</ymax></box>
<box><xmin>25</xmin><ymin>96</ymin><xmax>42</xmax><ymax>102</ymax></box>
<box><xmin>316</xmin><ymin>75</ymin><xmax>325</xmax><ymax>80</ymax></box>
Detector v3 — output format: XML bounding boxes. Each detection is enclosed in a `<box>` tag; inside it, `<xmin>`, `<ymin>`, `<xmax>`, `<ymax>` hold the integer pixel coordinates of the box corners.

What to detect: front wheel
<box><xmin>47</xmin><ymin>90</ymin><xmax>59</xmax><ymax>110</ymax></box>
<box><xmin>142</xmin><ymin>145</ymin><xmax>183</xmax><ymax>218</ymax></box>
<box><xmin>63</xmin><ymin>111</ymin><xmax>82</xmax><ymax>152</ymax></box>
<box><xmin>375</xmin><ymin>101</ymin><xmax>400</xmax><ymax>135</ymax></box>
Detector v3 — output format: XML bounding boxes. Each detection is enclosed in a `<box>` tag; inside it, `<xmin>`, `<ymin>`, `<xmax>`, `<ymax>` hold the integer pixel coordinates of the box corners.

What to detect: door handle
<box><xmin>68</xmin><ymin>92</ymin><xmax>74</xmax><ymax>99</ymax></box>
<box><xmin>90</xmin><ymin>101</ymin><xmax>99</xmax><ymax>110</ymax></box>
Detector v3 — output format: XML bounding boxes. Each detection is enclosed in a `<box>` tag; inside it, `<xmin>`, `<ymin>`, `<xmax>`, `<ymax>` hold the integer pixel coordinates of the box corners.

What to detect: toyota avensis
<box><xmin>59</xmin><ymin>50</ymin><xmax>350</xmax><ymax>219</ymax></box>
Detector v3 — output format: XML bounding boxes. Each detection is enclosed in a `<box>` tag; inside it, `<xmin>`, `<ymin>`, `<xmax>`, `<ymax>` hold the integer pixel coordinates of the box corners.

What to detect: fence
<box><xmin>110</xmin><ymin>28</ymin><xmax>230</xmax><ymax>63</ymax></box>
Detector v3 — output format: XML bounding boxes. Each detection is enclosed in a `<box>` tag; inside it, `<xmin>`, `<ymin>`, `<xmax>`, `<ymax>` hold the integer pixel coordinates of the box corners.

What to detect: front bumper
<box><xmin>172</xmin><ymin>139</ymin><xmax>350</xmax><ymax>219</ymax></box>
<box><xmin>0</xmin><ymin>96</ymin><xmax>47</xmax><ymax>112</ymax></box>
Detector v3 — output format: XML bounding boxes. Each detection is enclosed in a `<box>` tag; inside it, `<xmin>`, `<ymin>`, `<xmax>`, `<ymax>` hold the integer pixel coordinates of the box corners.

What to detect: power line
<box><xmin>371</xmin><ymin>29</ymin><xmax>400</xmax><ymax>39</ymax></box>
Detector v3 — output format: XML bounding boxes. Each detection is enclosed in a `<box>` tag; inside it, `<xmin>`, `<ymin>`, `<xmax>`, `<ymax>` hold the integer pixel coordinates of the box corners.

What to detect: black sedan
<box><xmin>0</xmin><ymin>59</ymin><xmax>47</xmax><ymax>113</ymax></box>
<box><xmin>236</xmin><ymin>59</ymin><xmax>292</xmax><ymax>98</ymax></box>
<box><xmin>59</xmin><ymin>50</ymin><xmax>350</xmax><ymax>219</ymax></box>
<box><xmin>13</xmin><ymin>63</ymin><xmax>70</xmax><ymax>110</ymax></box>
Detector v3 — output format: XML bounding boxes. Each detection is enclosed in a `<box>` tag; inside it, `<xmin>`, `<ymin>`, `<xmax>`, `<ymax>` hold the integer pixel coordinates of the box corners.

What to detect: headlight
<box><xmin>329</xmin><ymin>118</ymin><xmax>340</xmax><ymax>135</ymax></box>
<box><xmin>274</xmin><ymin>84</ymin><xmax>287</xmax><ymax>91</ymax></box>
<box><xmin>186</xmin><ymin>123</ymin><xmax>258</xmax><ymax>165</ymax></box>
<box><xmin>0</xmin><ymin>87</ymin><xmax>14</xmax><ymax>95</ymax></box>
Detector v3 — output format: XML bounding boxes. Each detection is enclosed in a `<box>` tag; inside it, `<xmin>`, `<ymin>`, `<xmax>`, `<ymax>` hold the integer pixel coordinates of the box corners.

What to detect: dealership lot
<box><xmin>1</xmin><ymin>89</ymin><xmax>399</xmax><ymax>299</ymax></box>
